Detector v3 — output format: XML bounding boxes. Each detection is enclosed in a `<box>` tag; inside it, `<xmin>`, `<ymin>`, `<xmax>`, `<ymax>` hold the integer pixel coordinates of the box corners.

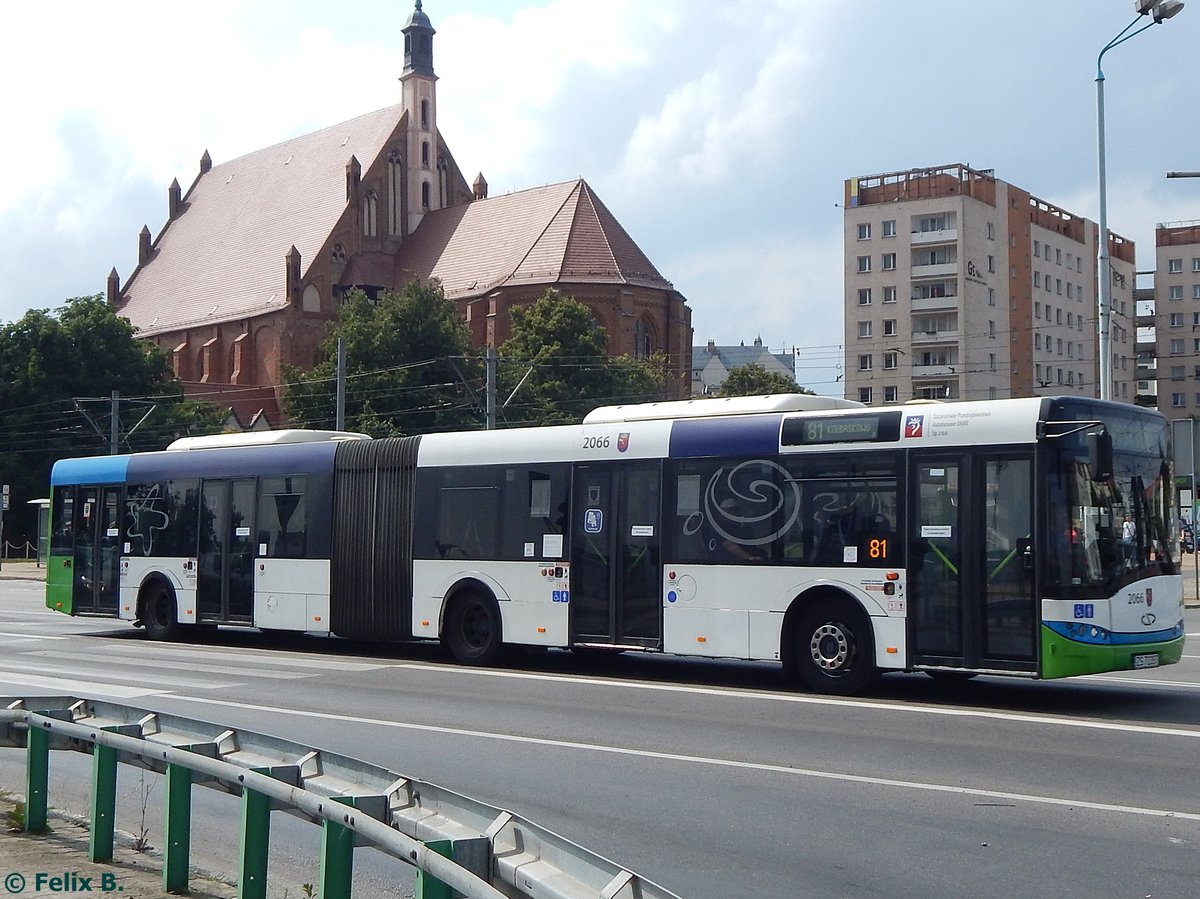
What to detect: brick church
<box><xmin>110</xmin><ymin>1</ymin><xmax>692</xmax><ymax>426</ymax></box>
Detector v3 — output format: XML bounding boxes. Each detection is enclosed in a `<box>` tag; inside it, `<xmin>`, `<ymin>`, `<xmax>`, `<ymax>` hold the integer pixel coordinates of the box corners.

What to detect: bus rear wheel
<box><xmin>444</xmin><ymin>591</ymin><xmax>503</xmax><ymax>666</ymax></box>
<box><xmin>141</xmin><ymin>582</ymin><xmax>181</xmax><ymax>642</ymax></box>
<box><xmin>794</xmin><ymin>598</ymin><xmax>878</xmax><ymax>695</ymax></box>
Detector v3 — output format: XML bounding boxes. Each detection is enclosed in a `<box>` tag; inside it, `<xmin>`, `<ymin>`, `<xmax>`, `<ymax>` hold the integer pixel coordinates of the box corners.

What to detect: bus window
<box><xmin>258</xmin><ymin>476</ymin><xmax>308</xmax><ymax>558</ymax></box>
<box><xmin>434</xmin><ymin>468</ymin><xmax>499</xmax><ymax>560</ymax></box>
<box><xmin>50</xmin><ymin>486</ymin><xmax>75</xmax><ymax>557</ymax></box>
<box><xmin>499</xmin><ymin>465</ymin><xmax>569</xmax><ymax>560</ymax></box>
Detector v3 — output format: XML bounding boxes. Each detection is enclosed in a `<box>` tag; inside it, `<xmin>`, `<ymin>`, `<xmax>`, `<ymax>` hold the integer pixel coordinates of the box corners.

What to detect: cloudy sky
<box><xmin>3</xmin><ymin>0</ymin><xmax>1197</xmax><ymax>394</ymax></box>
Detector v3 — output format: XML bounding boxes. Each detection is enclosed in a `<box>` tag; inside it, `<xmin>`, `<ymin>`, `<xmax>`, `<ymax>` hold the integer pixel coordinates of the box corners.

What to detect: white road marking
<box><xmin>172</xmin><ymin>695</ymin><xmax>1200</xmax><ymax>823</ymax></box>
<box><xmin>0</xmin><ymin>632</ymin><xmax>66</xmax><ymax>640</ymax></box>
<box><xmin>383</xmin><ymin>663</ymin><xmax>1200</xmax><ymax>740</ymax></box>
<box><xmin>20</xmin><ymin>650</ymin><xmax>319</xmax><ymax>680</ymax></box>
<box><xmin>0</xmin><ymin>672</ymin><xmax>168</xmax><ymax>700</ymax></box>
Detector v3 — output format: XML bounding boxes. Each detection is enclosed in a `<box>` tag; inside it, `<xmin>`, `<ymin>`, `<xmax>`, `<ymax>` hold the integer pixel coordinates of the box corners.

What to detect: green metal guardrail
<box><xmin>1</xmin><ymin>696</ymin><xmax>680</xmax><ymax>899</ymax></box>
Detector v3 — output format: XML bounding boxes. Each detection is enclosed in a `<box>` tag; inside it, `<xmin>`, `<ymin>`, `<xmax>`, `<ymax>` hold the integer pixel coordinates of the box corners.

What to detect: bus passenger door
<box><xmin>570</xmin><ymin>462</ymin><xmax>662</xmax><ymax>648</ymax></box>
<box><xmin>909</xmin><ymin>453</ymin><xmax>1035</xmax><ymax>672</ymax></box>
<box><xmin>71</xmin><ymin>485</ymin><xmax>121</xmax><ymax>616</ymax></box>
<box><xmin>197</xmin><ymin>478</ymin><xmax>256</xmax><ymax>623</ymax></box>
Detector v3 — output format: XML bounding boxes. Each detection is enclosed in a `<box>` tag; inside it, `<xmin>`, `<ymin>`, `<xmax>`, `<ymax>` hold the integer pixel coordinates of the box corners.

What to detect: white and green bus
<box><xmin>46</xmin><ymin>394</ymin><xmax>1184</xmax><ymax>694</ymax></box>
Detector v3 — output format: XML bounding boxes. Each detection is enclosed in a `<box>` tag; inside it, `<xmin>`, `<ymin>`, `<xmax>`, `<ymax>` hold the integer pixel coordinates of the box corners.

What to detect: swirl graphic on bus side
<box><xmin>682</xmin><ymin>460</ymin><xmax>801</xmax><ymax>547</ymax></box>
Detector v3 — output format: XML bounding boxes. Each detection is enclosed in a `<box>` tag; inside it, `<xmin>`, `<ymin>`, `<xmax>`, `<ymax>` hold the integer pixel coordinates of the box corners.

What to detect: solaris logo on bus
<box><xmin>684</xmin><ymin>460</ymin><xmax>801</xmax><ymax>549</ymax></box>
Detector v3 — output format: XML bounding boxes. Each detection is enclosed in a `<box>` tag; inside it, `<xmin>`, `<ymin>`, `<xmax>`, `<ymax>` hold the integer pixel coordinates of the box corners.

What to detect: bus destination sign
<box><xmin>782</xmin><ymin>411</ymin><xmax>902</xmax><ymax>446</ymax></box>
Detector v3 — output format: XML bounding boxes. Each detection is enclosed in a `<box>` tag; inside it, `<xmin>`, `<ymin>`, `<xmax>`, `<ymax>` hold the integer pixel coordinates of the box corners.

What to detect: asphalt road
<box><xmin>1</xmin><ymin>575</ymin><xmax>1199</xmax><ymax>899</ymax></box>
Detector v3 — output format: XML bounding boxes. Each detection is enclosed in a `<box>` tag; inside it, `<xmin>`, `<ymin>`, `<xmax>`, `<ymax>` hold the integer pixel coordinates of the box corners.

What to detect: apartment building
<box><xmin>1155</xmin><ymin>222</ymin><xmax>1200</xmax><ymax>416</ymax></box>
<box><xmin>843</xmin><ymin>164</ymin><xmax>1137</xmax><ymax>405</ymax></box>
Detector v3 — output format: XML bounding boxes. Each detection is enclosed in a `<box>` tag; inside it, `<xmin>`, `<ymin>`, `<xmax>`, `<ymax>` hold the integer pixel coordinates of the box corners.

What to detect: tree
<box><xmin>283</xmin><ymin>281</ymin><xmax>478</xmax><ymax>436</ymax></box>
<box><xmin>718</xmin><ymin>363</ymin><xmax>813</xmax><ymax>398</ymax></box>
<box><xmin>0</xmin><ymin>295</ymin><xmax>225</xmax><ymax>545</ymax></box>
<box><xmin>498</xmin><ymin>289</ymin><xmax>669</xmax><ymax>424</ymax></box>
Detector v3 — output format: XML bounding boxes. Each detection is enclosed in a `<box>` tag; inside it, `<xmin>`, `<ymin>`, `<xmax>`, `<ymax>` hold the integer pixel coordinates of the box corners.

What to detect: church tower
<box><xmin>401</xmin><ymin>1</ymin><xmax>440</xmax><ymax>233</ymax></box>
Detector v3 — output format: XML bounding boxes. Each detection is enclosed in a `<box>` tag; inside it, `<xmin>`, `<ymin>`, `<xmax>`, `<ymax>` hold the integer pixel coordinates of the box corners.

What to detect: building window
<box><xmin>421</xmin><ymin>180</ymin><xmax>431</xmax><ymax>208</ymax></box>
<box><xmin>882</xmin><ymin>253</ymin><xmax>897</xmax><ymax>271</ymax></box>
<box><xmin>1172</xmin><ymin>365</ymin><xmax>1186</xmax><ymax>380</ymax></box>
<box><xmin>1034</xmin><ymin>240</ymin><xmax>1041</xmax><ymax>258</ymax></box>
<box><xmin>988</xmin><ymin>288</ymin><xmax>995</xmax><ymax>306</ymax></box>
<box><xmin>1171</xmin><ymin>338</ymin><xmax>1185</xmax><ymax>354</ymax></box>
<box><xmin>1056</xmin><ymin>278</ymin><xmax>1063</xmax><ymax>295</ymax></box>
<box><xmin>1173</xmin><ymin>392</ymin><xmax>1186</xmax><ymax>407</ymax></box>
<box><xmin>989</xmin><ymin>352</ymin><xmax>997</xmax><ymax>371</ymax></box>
<box><xmin>1034</xmin><ymin>272</ymin><xmax>1041</xmax><ymax>288</ymax></box>
<box><xmin>1055</xmin><ymin>248</ymin><xmax>1062</xmax><ymax>265</ymax></box>
<box><xmin>857</xmin><ymin>223</ymin><xmax>871</xmax><ymax>240</ymax></box>
<box><xmin>859</xmin><ymin>354</ymin><xmax>872</xmax><ymax>371</ymax></box>
<box><xmin>987</xmin><ymin>255</ymin><xmax>995</xmax><ymax>273</ymax></box>
<box><xmin>1169</xmin><ymin>258</ymin><xmax>1183</xmax><ymax>273</ymax></box>
<box><xmin>857</xmin><ymin>288</ymin><xmax>872</xmax><ymax>305</ymax></box>
<box><xmin>986</xmin><ymin>222</ymin><xmax>995</xmax><ymax>240</ymax></box>
<box><xmin>420</xmin><ymin>99</ymin><xmax>429</xmax><ymax>128</ymax></box>
<box><xmin>883</xmin><ymin>352</ymin><xmax>898</xmax><ymax>370</ymax></box>
<box><xmin>1044</xmin><ymin>275</ymin><xmax>1051</xmax><ymax>293</ymax></box>
<box><xmin>882</xmin><ymin>219</ymin><xmax>896</xmax><ymax>237</ymax></box>
<box><xmin>1067</xmin><ymin>283</ymin><xmax>1074</xmax><ymax>299</ymax></box>
<box><xmin>1193</xmin><ymin>284</ymin><xmax>1200</xmax><ymax>300</ymax></box>
<box><xmin>1169</xmin><ymin>285</ymin><xmax>1184</xmax><ymax>300</ymax></box>
<box><xmin>883</xmin><ymin>319</ymin><xmax>898</xmax><ymax>336</ymax></box>
<box><xmin>884</xmin><ymin>385</ymin><xmax>898</xmax><ymax>404</ymax></box>
<box><xmin>857</xmin><ymin>255</ymin><xmax>871</xmax><ymax>273</ymax></box>
<box><xmin>1035</xmin><ymin>334</ymin><xmax>1042</xmax><ymax>349</ymax></box>
<box><xmin>1171</xmin><ymin>313</ymin><xmax>1184</xmax><ymax>327</ymax></box>
<box><xmin>858</xmin><ymin>321</ymin><xmax>872</xmax><ymax>338</ymax></box>
<box><xmin>882</xmin><ymin>286</ymin><xmax>897</xmax><ymax>303</ymax></box>
<box><xmin>988</xmin><ymin>320</ymin><xmax>996</xmax><ymax>338</ymax></box>
<box><xmin>858</xmin><ymin>387</ymin><xmax>873</xmax><ymax>404</ymax></box>
<box><xmin>363</xmin><ymin>191</ymin><xmax>378</xmax><ymax>237</ymax></box>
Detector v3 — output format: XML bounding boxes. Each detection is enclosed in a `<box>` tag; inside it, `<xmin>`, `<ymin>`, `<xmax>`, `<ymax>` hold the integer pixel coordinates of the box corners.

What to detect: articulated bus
<box><xmin>46</xmin><ymin>394</ymin><xmax>1184</xmax><ymax>694</ymax></box>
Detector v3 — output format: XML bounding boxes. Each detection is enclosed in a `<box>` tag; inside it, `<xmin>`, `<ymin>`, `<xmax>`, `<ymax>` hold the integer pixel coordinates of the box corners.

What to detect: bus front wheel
<box><xmin>444</xmin><ymin>591</ymin><xmax>503</xmax><ymax>666</ymax></box>
<box><xmin>794</xmin><ymin>598</ymin><xmax>878</xmax><ymax>695</ymax></box>
<box><xmin>141</xmin><ymin>582</ymin><xmax>181</xmax><ymax>642</ymax></box>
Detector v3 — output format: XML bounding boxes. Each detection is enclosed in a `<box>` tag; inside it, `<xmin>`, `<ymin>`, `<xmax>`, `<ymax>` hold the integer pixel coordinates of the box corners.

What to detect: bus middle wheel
<box><xmin>142</xmin><ymin>582</ymin><xmax>181</xmax><ymax>642</ymax></box>
<box><xmin>794</xmin><ymin>597</ymin><xmax>878</xmax><ymax>695</ymax></box>
<box><xmin>445</xmin><ymin>591</ymin><xmax>503</xmax><ymax>666</ymax></box>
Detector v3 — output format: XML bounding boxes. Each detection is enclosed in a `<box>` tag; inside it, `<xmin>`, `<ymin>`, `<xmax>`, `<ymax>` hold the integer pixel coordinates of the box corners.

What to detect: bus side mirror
<box><xmin>1088</xmin><ymin>430</ymin><xmax>1113</xmax><ymax>482</ymax></box>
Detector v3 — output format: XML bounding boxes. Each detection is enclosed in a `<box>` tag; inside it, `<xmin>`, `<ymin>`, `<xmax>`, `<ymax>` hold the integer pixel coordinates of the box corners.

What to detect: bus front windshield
<box><xmin>1044</xmin><ymin>407</ymin><xmax>1175</xmax><ymax>593</ymax></box>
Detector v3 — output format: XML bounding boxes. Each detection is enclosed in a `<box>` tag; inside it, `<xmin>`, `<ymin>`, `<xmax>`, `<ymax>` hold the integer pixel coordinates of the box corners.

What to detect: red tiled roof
<box><xmin>394</xmin><ymin>179</ymin><xmax>672</xmax><ymax>299</ymax></box>
<box><xmin>121</xmin><ymin>105</ymin><xmax>408</xmax><ymax>336</ymax></box>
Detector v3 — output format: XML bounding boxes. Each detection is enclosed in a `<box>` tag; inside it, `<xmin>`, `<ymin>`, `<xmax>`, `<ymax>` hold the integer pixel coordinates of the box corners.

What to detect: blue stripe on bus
<box><xmin>51</xmin><ymin>455</ymin><xmax>130</xmax><ymax>486</ymax></box>
<box><xmin>668</xmin><ymin>415</ymin><xmax>782</xmax><ymax>459</ymax></box>
<box><xmin>126</xmin><ymin>441</ymin><xmax>340</xmax><ymax>482</ymax></box>
<box><xmin>1043</xmin><ymin>619</ymin><xmax>1184</xmax><ymax>645</ymax></box>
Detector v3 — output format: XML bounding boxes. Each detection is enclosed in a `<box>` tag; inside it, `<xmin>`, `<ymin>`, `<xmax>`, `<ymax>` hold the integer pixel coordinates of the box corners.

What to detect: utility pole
<box><xmin>485</xmin><ymin>346</ymin><xmax>497</xmax><ymax>430</ymax></box>
<box><xmin>335</xmin><ymin>338</ymin><xmax>346</xmax><ymax>431</ymax></box>
<box><xmin>110</xmin><ymin>391</ymin><xmax>119</xmax><ymax>455</ymax></box>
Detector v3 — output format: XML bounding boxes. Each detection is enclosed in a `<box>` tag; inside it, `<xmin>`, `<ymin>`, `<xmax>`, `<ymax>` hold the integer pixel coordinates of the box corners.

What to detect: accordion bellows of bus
<box><xmin>46</xmin><ymin>394</ymin><xmax>1184</xmax><ymax>695</ymax></box>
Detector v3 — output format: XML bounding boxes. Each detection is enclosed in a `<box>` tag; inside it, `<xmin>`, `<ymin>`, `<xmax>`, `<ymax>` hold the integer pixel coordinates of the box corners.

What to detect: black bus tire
<box><xmin>444</xmin><ymin>591</ymin><xmax>503</xmax><ymax>666</ymax></box>
<box><xmin>794</xmin><ymin>597</ymin><xmax>878</xmax><ymax>695</ymax></box>
<box><xmin>142</xmin><ymin>581</ymin><xmax>182</xmax><ymax>642</ymax></box>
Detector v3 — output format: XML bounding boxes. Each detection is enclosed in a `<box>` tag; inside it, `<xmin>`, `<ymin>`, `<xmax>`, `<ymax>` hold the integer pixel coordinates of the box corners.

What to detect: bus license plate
<box><xmin>1132</xmin><ymin>653</ymin><xmax>1160</xmax><ymax>670</ymax></box>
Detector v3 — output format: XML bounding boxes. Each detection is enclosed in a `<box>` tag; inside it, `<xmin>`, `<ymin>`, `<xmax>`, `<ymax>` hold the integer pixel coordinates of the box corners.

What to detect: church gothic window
<box><xmin>420</xmin><ymin>100</ymin><xmax>429</xmax><ymax>128</ymax></box>
<box><xmin>635</xmin><ymin>316</ymin><xmax>655</xmax><ymax>359</ymax></box>
<box><xmin>363</xmin><ymin>191</ymin><xmax>378</xmax><ymax>237</ymax></box>
<box><xmin>387</xmin><ymin>151</ymin><xmax>403</xmax><ymax>235</ymax></box>
<box><xmin>421</xmin><ymin>181</ymin><xmax>430</xmax><ymax>209</ymax></box>
<box><xmin>421</xmin><ymin>141</ymin><xmax>429</xmax><ymax>167</ymax></box>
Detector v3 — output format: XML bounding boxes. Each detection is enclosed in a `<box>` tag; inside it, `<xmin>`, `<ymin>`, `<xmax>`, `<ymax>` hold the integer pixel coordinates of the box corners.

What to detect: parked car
<box><xmin>1181</xmin><ymin>521</ymin><xmax>1194</xmax><ymax>554</ymax></box>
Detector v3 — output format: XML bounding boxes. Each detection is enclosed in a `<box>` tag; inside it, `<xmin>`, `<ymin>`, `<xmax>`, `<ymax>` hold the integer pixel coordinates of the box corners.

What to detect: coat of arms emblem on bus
<box><xmin>904</xmin><ymin>415</ymin><xmax>924</xmax><ymax>438</ymax></box>
<box><xmin>617</xmin><ymin>432</ymin><xmax>630</xmax><ymax>452</ymax></box>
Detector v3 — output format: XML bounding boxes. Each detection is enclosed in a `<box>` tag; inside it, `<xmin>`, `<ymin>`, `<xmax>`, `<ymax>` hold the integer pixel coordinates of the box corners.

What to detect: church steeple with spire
<box><xmin>402</xmin><ymin>0</ymin><xmax>436</xmax><ymax>78</ymax></box>
<box><xmin>401</xmin><ymin>0</ymin><xmax>441</xmax><ymax>232</ymax></box>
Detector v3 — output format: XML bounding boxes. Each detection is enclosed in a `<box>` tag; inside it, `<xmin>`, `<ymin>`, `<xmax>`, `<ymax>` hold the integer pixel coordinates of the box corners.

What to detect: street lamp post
<box><xmin>1096</xmin><ymin>0</ymin><xmax>1184</xmax><ymax>402</ymax></box>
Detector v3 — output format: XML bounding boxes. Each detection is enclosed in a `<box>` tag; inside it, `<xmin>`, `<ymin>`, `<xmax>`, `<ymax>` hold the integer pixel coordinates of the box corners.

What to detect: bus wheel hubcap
<box><xmin>810</xmin><ymin>623</ymin><xmax>850</xmax><ymax>671</ymax></box>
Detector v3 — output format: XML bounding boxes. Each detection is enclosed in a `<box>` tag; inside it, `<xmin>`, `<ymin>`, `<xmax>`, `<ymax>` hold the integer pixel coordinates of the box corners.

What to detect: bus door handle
<box><xmin>1018</xmin><ymin>538</ymin><xmax>1034</xmax><ymax>572</ymax></box>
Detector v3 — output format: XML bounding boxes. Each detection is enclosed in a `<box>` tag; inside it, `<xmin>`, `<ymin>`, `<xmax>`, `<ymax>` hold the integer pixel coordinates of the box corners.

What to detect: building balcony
<box><xmin>911</xmin><ymin>295</ymin><xmax>959</xmax><ymax>312</ymax></box>
<box><xmin>911</xmin><ymin>328</ymin><xmax>959</xmax><ymax>344</ymax></box>
<box><xmin>912</xmin><ymin>364</ymin><xmax>957</xmax><ymax>379</ymax></box>
<box><xmin>910</xmin><ymin>262</ymin><xmax>958</xmax><ymax>279</ymax></box>
<box><xmin>910</xmin><ymin>228</ymin><xmax>959</xmax><ymax>245</ymax></box>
